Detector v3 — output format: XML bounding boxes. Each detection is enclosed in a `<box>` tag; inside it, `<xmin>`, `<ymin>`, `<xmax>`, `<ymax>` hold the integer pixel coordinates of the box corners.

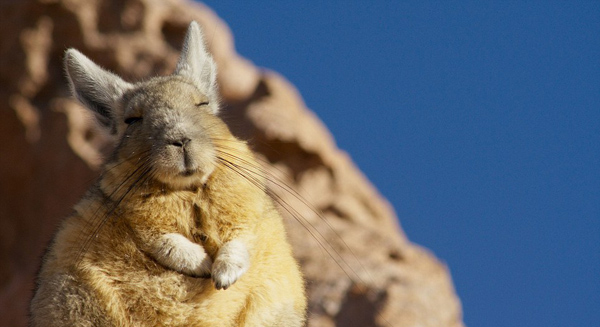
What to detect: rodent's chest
<box><xmin>190</xmin><ymin>200</ymin><xmax>227</xmax><ymax>257</ymax></box>
<box><xmin>127</xmin><ymin>192</ymin><xmax>225</xmax><ymax>253</ymax></box>
<box><xmin>126</xmin><ymin>185</ymin><xmax>257</xmax><ymax>257</ymax></box>
<box><xmin>190</xmin><ymin>188</ymin><xmax>260</xmax><ymax>256</ymax></box>
<box><xmin>128</xmin><ymin>195</ymin><xmax>196</xmax><ymax>232</ymax></box>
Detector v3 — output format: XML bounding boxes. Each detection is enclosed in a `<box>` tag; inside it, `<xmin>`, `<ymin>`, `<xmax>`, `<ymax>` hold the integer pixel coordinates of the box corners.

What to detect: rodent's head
<box><xmin>65</xmin><ymin>22</ymin><xmax>227</xmax><ymax>190</ymax></box>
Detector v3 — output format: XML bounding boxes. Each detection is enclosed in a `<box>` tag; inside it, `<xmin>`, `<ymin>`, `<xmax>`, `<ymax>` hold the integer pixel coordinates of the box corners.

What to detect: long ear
<box><xmin>64</xmin><ymin>49</ymin><xmax>133</xmax><ymax>132</ymax></box>
<box><xmin>174</xmin><ymin>21</ymin><xmax>218</xmax><ymax>112</ymax></box>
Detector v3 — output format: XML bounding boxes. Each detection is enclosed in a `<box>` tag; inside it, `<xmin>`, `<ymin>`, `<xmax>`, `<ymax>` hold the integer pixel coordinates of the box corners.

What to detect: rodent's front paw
<box><xmin>212</xmin><ymin>240</ymin><xmax>250</xmax><ymax>290</ymax></box>
<box><xmin>154</xmin><ymin>233</ymin><xmax>212</xmax><ymax>277</ymax></box>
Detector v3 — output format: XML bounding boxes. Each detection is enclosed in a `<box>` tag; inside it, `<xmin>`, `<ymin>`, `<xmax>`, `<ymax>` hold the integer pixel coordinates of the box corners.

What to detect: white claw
<box><xmin>154</xmin><ymin>233</ymin><xmax>212</xmax><ymax>277</ymax></box>
<box><xmin>212</xmin><ymin>240</ymin><xmax>250</xmax><ymax>290</ymax></box>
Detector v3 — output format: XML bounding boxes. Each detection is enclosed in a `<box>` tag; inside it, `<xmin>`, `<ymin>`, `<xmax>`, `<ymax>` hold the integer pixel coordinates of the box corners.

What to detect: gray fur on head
<box><xmin>64</xmin><ymin>21</ymin><xmax>219</xmax><ymax>132</ymax></box>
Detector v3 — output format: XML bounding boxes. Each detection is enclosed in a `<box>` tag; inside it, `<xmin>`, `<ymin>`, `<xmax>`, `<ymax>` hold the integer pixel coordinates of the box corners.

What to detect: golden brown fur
<box><xmin>30</xmin><ymin>22</ymin><xmax>306</xmax><ymax>327</ymax></box>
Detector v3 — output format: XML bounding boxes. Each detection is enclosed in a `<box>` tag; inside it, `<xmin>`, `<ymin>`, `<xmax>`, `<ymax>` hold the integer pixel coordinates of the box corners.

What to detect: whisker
<box><xmin>216</xmin><ymin>156</ymin><xmax>361</xmax><ymax>282</ymax></box>
<box><xmin>218</xmin><ymin>149</ymin><xmax>376</xmax><ymax>281</ymax></box>
<box><xmin>216</xmin><ymin>153</ymin><xmax>393</xmax><ymax>326</ymax></box>
<box><xmin>76</xmin><ymin>159</ymin><xmax>154</xmax><ymax>264</ymax></box>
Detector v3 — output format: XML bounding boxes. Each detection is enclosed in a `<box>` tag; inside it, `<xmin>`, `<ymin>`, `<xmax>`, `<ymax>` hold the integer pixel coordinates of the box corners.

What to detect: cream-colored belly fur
<box><xmin>32</xmin><ymin>166</ymin><xmax>305</xmax><ymax>327</ymax></box>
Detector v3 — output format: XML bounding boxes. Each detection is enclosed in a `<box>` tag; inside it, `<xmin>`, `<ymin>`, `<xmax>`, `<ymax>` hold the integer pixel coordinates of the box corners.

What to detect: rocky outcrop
<box><xmin>0</xmin><ymin>1</ymin><xmax>464</xmax><ymax>326</ymax></box>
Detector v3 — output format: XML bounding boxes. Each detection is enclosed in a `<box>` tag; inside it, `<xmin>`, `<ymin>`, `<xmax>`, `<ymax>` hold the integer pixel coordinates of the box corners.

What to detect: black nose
<box><xmin>170</xmin><ymin>137</ymin><xmax>191</xmax><ymax>147</ymax></box>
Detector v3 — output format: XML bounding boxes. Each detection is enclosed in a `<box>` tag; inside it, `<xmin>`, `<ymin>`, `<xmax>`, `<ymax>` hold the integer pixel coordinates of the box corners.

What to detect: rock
<box><xmin>0</xmin><ymin>0</ymin><xmax>464</xmax><ymax>326</ymax></box>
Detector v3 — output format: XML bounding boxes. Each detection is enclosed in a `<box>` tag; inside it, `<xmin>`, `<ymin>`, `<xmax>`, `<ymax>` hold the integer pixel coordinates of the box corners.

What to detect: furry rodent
<box><xmin>30</xmin><ymin>22</ymin><xmax>306</xmax><ymax>327</ymax></box>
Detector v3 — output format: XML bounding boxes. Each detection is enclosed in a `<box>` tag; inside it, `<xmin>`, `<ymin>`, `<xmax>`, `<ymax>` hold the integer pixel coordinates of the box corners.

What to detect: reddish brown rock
<box><xmin>0</xmin><ymin>1</ymin><xmax>464</xmax><ymax>326</ymax></box>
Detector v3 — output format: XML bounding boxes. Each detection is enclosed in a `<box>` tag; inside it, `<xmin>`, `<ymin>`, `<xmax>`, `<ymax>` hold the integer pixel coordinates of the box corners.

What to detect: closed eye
<box><xmin>196</xmin><ymin>101</ymin><xmax>209</xmax><ymax>107</ymax></box>
<box><xmin>124</xmin><ymin>117</ymin><xmax>142</xmax><ymax>125</ymax></box>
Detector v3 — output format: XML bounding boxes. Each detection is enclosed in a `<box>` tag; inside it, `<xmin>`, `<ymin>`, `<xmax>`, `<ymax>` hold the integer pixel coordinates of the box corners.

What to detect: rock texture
<box><xmin>0</xmin><ymin>1</ymin><xmax>464</xmax><ymax>326</ymax></box>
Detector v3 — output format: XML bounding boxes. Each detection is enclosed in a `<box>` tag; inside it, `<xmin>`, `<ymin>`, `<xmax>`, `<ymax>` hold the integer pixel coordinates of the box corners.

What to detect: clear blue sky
<box><xmin>203</xmin><ymin>2</ymin><xmax>599</xmax><ymax>326</ymax></box>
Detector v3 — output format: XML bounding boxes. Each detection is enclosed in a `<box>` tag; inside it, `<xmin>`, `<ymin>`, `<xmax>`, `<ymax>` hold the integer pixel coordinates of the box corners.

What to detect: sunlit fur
<box><xmin>30</xmin><ymin>22</ymin><xmax>306</xmax><ymax>327</ymax></box>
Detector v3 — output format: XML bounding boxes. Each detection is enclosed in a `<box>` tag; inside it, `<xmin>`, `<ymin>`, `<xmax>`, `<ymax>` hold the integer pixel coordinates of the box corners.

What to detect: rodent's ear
<box><xmin>174</xmin><ymin>21</ymin><xmax>218</xmax><ymax>113</ymax></box>
<box><xmin>64</xmin><ymin>49</ymin><xmax>133</xmax><ymax>133</ymax></box>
